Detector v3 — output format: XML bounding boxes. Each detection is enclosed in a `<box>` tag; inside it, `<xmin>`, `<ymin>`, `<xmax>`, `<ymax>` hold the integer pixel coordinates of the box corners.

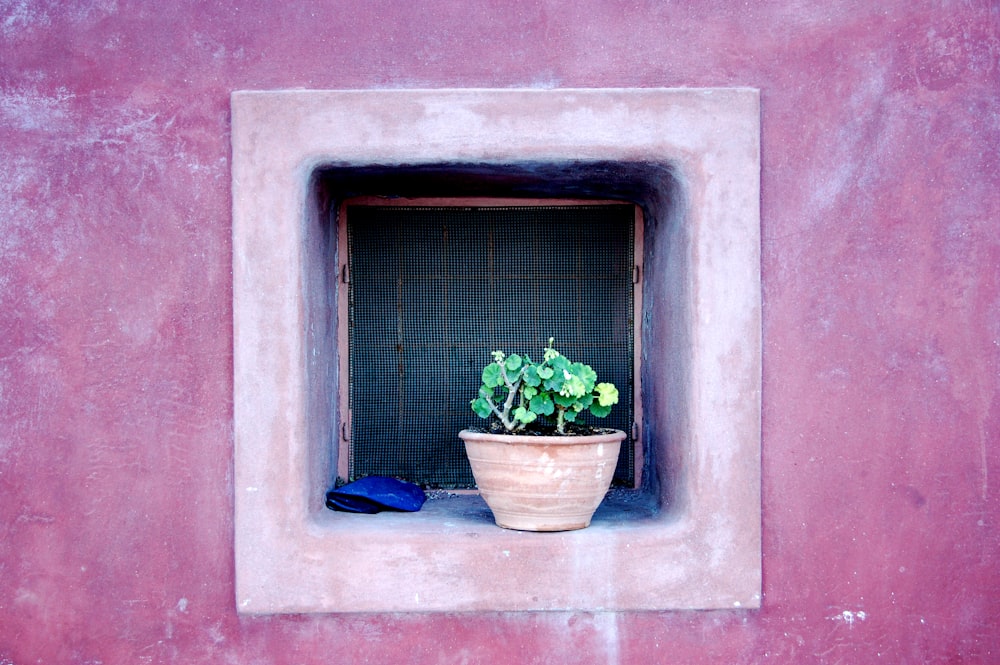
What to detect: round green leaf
<box><xmin>529</xmin><ymin>393</ymin><xmax>554</xmax><ymax>416</ymax></box>
<box><xmin>471</xmin><ymin>398</ymin><xmax>493</xmax><ymax>419</ymax></box>
<box><xmin>505</xmin><ymin>353</ymin><xmax>522</xmax><ymax>372</ymax></box>
<box><xmin>560</xmin><ymin>371</ymin><xmax>587</xmax><ymax>398</ymax></box>
<box><xmin>554</xmin><ymin>393</ymin><xmax>577</xmax><ymax>408</ymax></box>
<box><xmin>574</xmin><ymin>363</ymin><xmax>597</xmax><ymax>392</ymax></box>
<box><xmin>482</xmin><ymin>363</ymin><xmax>503</xmax><ymax>388</ymax></box>
<box><xmin>596</xmin><ymin>382</ymin><xmax>619</xmax><ymax>406</ymax></box>
<box><xmin>514</xmin><ymin>406</ymin><xmax>537</xmax><ymax>424</ymax></box>
<box><xmin>589</xmin><ymin>403</ymin><xmax>612</xmax><ymax>418</ymax></box>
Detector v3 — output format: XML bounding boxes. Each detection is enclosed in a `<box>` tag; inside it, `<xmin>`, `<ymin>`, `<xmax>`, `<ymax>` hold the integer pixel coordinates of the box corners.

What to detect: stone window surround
<box><xmin>232</xmin><ymin>88</ymin><xmax>761</xmax><ymax>613</ymax></box>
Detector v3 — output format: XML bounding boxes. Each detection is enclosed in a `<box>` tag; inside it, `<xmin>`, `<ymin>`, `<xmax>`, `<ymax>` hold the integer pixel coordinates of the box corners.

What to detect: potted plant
<box><xmin>459</xmin><ymin>338</ymin><xmax>625</xmax><ymax>531</ymax></box>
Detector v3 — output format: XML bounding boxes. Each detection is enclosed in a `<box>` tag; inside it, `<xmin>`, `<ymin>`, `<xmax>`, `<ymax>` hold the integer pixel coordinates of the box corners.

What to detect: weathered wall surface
<box><xmin>1</xmin><ymin>1</ymin><xmax>997</xmax><ymax>662</ymax></box>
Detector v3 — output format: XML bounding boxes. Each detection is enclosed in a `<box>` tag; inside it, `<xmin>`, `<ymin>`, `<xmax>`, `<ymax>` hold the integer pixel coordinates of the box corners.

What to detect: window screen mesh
<box><xmin>347</xmin><ymin>204</ymin><xmax>635</xmax><ymax>488</ymax></box>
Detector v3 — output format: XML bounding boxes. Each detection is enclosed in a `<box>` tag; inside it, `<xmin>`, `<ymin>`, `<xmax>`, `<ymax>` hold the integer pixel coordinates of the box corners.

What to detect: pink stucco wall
<box><xmin>1</xmin><ymin>1</ymin><xmax>997</xmax><ymax>662</ymax></box>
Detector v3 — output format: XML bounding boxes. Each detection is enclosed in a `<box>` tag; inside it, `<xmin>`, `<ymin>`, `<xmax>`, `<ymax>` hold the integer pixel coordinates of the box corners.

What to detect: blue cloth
<box><xmin>325</xmin><ymin>476</ymin><xmax>426</xmax><ymax>514</ymax></box>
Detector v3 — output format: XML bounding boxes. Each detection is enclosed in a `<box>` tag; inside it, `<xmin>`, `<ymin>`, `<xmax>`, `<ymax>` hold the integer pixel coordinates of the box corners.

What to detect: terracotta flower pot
<box><xmin>459</xmin><ymin>428</ymin><xmax>625</xmax><ymax>532</ymax></box>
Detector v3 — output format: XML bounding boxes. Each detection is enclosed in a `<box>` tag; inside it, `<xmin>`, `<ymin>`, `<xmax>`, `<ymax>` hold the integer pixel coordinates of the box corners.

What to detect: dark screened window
<box><xmin>346</xmin><ymin>204</ymin><xmax>636</xmax><ymax>488</ymax></box>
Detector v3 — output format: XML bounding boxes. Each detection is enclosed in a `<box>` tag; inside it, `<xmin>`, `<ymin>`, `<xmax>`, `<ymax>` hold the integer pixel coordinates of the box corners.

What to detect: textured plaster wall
<box><xmin>1</xmin><ymin>1</ymin><xmax>997</xmax><ymax>663</ymax></box>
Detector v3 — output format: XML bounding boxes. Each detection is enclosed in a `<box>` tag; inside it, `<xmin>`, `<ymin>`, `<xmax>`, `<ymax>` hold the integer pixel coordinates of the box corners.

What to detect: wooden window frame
<box><xmin>336</xmin><ymin>196</ymin><xmax>645</xmax><ymax>489</ymax></box>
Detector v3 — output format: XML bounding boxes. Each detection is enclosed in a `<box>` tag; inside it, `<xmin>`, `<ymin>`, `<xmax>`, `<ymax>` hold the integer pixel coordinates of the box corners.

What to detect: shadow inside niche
<box><xmin>310</xmin><ymin>160</ymin><xmax>687</xmax><ymax>517</ymax></box>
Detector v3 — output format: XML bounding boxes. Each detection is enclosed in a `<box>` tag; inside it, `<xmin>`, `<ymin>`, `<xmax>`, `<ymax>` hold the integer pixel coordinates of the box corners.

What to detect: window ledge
<box><xmin>241</xmin><ymin>492</ymin><xmax>756</xmax><ymax>613</ymax></box>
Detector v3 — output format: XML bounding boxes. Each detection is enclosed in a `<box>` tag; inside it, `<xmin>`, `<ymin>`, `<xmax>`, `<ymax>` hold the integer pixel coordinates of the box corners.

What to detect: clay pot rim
<box><xmin>459</xmin><ymin>428</ymin><xmax>626</xmax><ymax>446</ymax></box>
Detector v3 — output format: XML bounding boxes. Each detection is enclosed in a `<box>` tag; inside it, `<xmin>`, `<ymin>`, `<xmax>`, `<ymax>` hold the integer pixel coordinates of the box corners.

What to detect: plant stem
<box><xmin>483</xmin><ymin>394</ymin><xmax>516</xmax><ymax>431</ymax></box>
<box><xmin>498</xmin><ymin>364</ymin><xmax>523</xmax><ymax>431</ymax></box>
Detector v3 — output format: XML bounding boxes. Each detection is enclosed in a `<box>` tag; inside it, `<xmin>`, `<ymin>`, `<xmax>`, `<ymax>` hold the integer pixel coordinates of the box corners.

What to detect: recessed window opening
<box><xmin>337</xmin><ymin>197</ymin><xmax>643</xmax><ymax>489</ymax></box>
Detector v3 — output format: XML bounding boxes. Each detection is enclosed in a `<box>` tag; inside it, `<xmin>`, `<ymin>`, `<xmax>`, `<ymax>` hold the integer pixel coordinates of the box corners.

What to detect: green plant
<box><xmin>470</xmin><ymin>338</ymin><xmax>619</xmax><ymax>434</ymax></box>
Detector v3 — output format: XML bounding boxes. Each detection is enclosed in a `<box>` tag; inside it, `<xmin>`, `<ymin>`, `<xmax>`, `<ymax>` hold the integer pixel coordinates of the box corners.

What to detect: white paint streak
<box><xmin>980</xmin><ymin>419</ymin><xmax>989</xmax><ymax>500</ymax></box>
<box><xmin>0</xmin><ymin>86</ymin><xmax>74</xmax><ymax>130</ymax></box>
<box><xmin>594</xmin><ymin>613</ymin><xmax>621</xmax><ymax>665</ymax></box>
<box><xmin>829</xmin><ymin>609</ymin><xmax>868</xmax><ymax>626</ymax></box>
<box><xmin>1</xmin><ymin>0</ymin><xmax>52</xmax><ymax>38</ymax></box>
<box><xmin>206</xmin><ymin>621</ymin><xmax>225</xmax><ymax>645</ymax></box>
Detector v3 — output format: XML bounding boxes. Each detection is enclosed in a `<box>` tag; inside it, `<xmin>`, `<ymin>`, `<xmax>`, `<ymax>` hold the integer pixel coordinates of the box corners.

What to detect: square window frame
<box><xmin>232</xmin><ymin>88</ymin><xmax>761</xmax><ymax>613</ymax></box>
<box><xmin>336</xmin><ymin>196</ymin><xmax>645</xmax><ymax>490</ymax></box>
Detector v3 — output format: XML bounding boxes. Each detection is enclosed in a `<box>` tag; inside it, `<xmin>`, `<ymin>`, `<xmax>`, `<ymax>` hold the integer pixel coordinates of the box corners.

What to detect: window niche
<box><xmin>324</xmin><ymin>166</ymin><xmax>654</xmax><ymax>490</ymax></box>
<box><xmin>232</xmin><ymin>88</ymin><xmax>761</xmax><ymax>613</ymax></box>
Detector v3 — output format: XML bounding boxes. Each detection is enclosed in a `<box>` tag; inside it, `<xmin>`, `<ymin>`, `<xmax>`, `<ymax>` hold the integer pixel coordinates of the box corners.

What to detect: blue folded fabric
<box><xmin>325</xmin><ymin>476</ymin><xmax>426</xmax><ymax>514</ymax></box>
